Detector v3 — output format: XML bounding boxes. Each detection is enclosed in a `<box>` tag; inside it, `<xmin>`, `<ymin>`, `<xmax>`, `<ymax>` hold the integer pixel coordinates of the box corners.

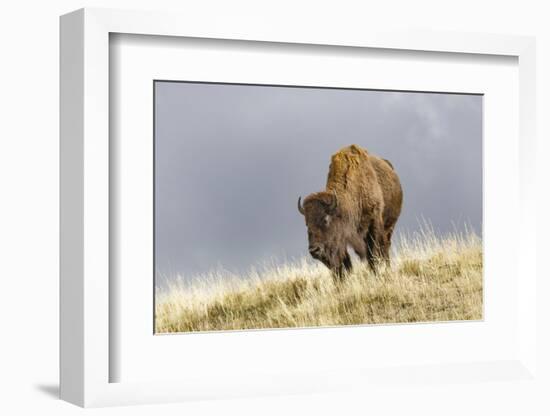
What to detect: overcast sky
<box><xmin>154</xmin><ymin>81</ymin><xmax>482</xmax><ymax>283</ymax></box>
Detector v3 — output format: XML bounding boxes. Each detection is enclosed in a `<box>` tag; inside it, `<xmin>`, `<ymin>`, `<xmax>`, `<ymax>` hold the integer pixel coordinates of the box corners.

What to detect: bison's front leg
<box><xmin>332</xmin><ymin>252</ymin><xmax>352</xmax><ymax>283</ymax></box>
<box><xmin>349</xmin><ymin>234</ymin><xmax>368</xmax><ymax>262</ymax></box>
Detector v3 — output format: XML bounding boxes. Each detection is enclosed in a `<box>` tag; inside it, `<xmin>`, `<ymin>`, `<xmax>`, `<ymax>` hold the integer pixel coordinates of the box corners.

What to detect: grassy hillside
<box><xmin>155</xmin><ymin>227</ymin><xmax>482</xmax><ymax>333</ymax></box>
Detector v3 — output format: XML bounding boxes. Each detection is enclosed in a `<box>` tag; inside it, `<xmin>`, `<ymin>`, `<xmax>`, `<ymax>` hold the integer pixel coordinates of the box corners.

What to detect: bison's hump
<box><xmin>336</xmin><ymin>144</ymin><xmax>368</xmax><ymax>156</ymax></box>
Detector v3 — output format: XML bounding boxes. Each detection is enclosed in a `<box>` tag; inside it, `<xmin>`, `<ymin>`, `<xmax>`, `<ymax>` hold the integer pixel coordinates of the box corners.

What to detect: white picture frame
<box><xmin>60</xmin><ymin>7</ymin><xmax>537</xmax><ymax>408</ymax></box>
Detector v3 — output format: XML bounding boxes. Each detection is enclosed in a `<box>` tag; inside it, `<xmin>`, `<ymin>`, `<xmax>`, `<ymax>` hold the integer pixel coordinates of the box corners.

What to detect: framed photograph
<box><xmin>60</xmin><ymin>8</ymin><xmax>538</xmax><ymax>408</ymax></box>
<box><xmin>152</xmin><ymin>81</ymin><xmax>482</xmax><ymax>334</ymax></box>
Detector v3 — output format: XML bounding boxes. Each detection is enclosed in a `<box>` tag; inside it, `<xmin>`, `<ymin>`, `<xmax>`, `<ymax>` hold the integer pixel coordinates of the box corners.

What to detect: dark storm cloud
<box><xmin>155</xmin><ymin>82</ymin><xmax>482</xmax><ymax>281</ymax></box>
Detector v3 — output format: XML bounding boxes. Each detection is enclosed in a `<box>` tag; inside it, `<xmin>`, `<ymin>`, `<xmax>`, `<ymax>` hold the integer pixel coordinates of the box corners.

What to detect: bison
<box><xmin>297</xmin><ymin>144</ymin><xmax>402</xmax><ymax>279</ymax></box>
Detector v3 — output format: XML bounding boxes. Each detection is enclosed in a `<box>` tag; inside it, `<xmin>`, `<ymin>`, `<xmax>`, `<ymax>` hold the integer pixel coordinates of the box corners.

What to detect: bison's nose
<box><xmin>309</xmin><ymin>245</ymin><xmax>323</xmax><ymax>257</ymax></box>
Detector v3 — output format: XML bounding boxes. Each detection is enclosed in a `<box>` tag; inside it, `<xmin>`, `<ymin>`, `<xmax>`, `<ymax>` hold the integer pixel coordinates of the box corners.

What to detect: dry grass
<box><xmin>155</xmin><ymin>227</ymin><xmax>483</xmax><ymax>333</ymax></box>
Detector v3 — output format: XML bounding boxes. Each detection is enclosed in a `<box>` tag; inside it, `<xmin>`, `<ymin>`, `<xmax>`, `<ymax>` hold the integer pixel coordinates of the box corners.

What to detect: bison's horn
<box><xmin>329</xmin><ymin>193</ymin><xmax>338</xmax><ymax>212</ymax></box>
<box><xmin>297</xmin><ymin>196</ymin><xmax>305</xmax><ymax>215</ymax></box>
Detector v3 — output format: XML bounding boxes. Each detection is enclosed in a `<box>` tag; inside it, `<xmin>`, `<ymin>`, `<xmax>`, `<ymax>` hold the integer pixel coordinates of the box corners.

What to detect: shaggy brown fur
<box><xmin>298</xmin><ymin>144</ymin><xmax>403</xmax><ymax>279</ymax></box>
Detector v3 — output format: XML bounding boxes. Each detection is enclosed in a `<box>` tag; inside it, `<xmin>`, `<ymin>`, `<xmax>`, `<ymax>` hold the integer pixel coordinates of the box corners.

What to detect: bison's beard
<box><xmin>310</xmin><ymin>246</ymin><xmax>346</xmax><ymax>272</ymax></box>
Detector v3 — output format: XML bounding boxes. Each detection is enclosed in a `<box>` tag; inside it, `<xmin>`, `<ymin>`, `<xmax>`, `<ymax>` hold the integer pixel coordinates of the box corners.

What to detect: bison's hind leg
<box><xmin>383</xmin><ymin>224</ymin><xmax>396</xmax><ymax>265</ymax></box>
<box><xmin>365</xmin><ymin>220</ymin><xmax>389</xmax><ymax>274</ymax></box>
<box><xmin>365</xmin><ymin>234</ymin><xmax>377</xmax><ymax>273</ymax></box>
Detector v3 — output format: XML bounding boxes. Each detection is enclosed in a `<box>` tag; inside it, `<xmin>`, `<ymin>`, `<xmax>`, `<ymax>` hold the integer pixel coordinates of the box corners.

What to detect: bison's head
<box><xmin>297</xmin><ymin>192</ymin><xmax>346</xmax><ymax>269</ymax></box>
